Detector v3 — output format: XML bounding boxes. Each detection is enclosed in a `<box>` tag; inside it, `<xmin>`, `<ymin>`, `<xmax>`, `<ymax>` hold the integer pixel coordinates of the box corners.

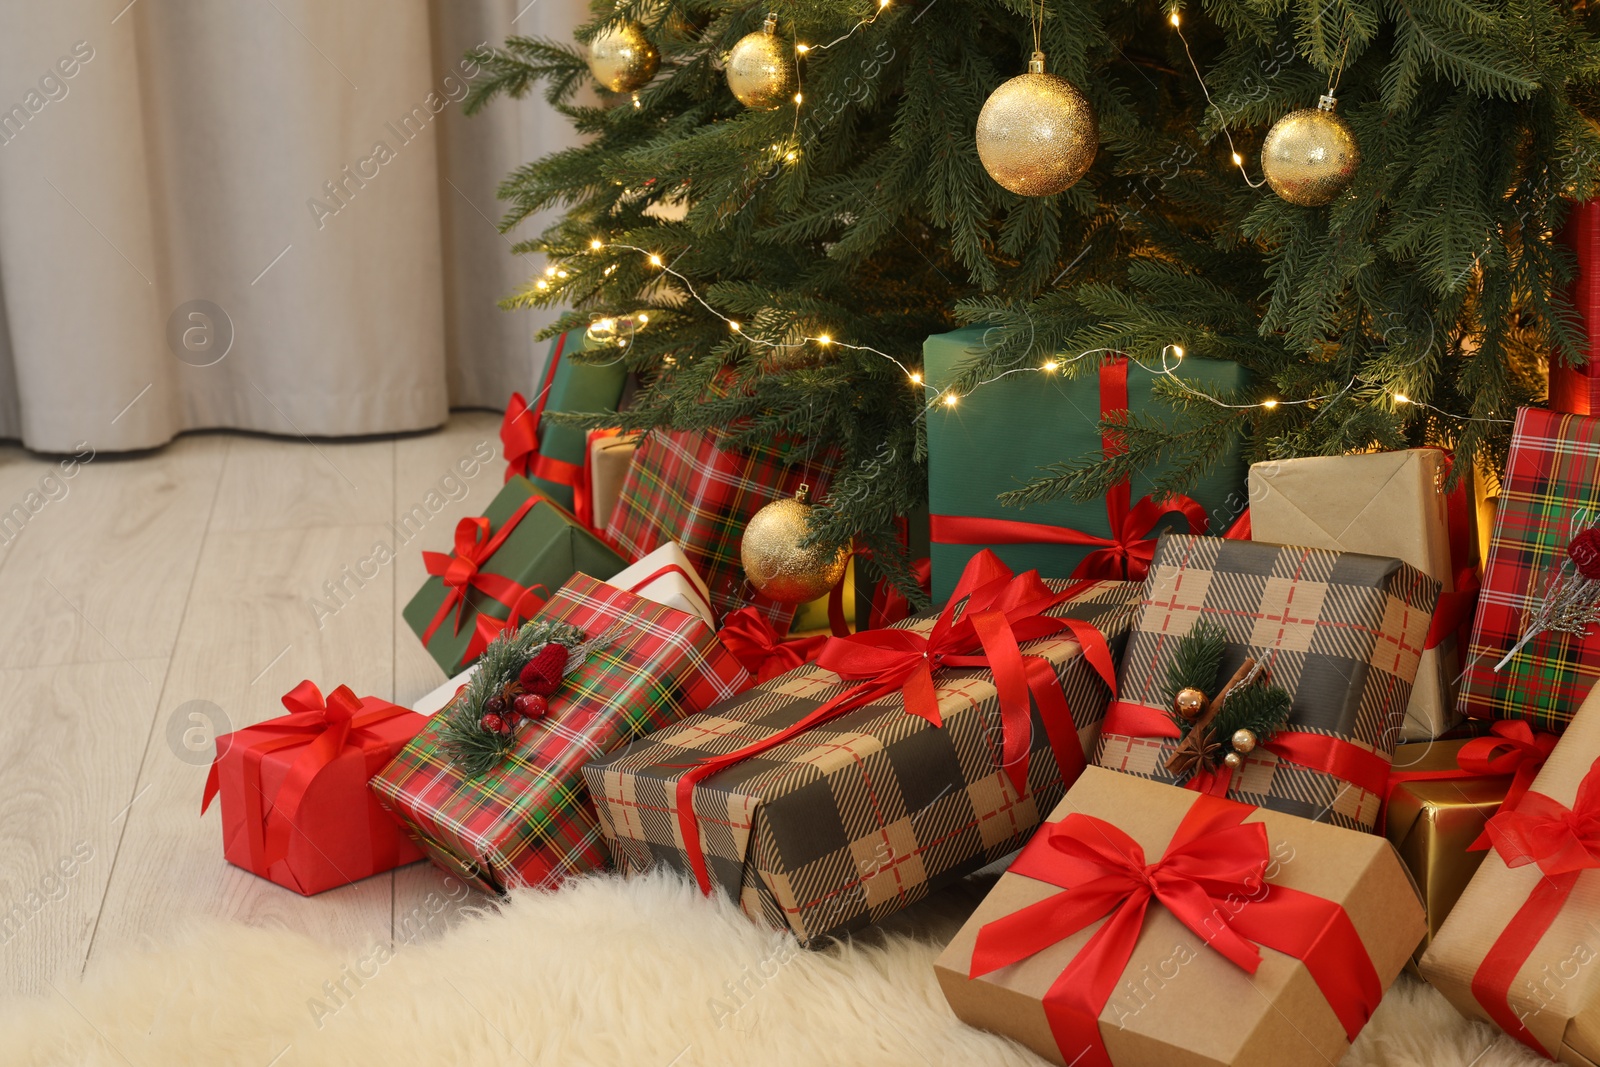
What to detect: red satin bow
<box><xmin>1472</xmin><ymin>758</ymin><xmax>1600</xmax><ymax>1056</ymax></box>
<box><xmin>969</xmin><ymin>794</ymin><xmax>1381</xmax><ymax>1067</ymax></box>
<box><xmin>718</xmin><ymin>607</ymin><xmax>828</xmax><ymax>682</ymax></box>
<box><xmin>674</xmin><ymin>549</ymin><xmax>1117</xmax><ymax>893</ymax></box>
<box><xmin>1379</xmin><ymin>720</ymin><xmax>1556</xmax><ymax>837</ymax></box>
<box><xmin>419</xmin><ymin>496</ymin><xmax>542</xmax><ymax>646</ymax></box>
<box><xmin>501</xmin><ymin>392</ymin><xmax>538</xmax><ymax>482</ymax></box>
<box><xmin>201</xmin><ymin>681</ymin><xmax>412</xmax><ymax>882</ymax></box>
<box><xmin>461</xmin><ymin>583</ymin><xmax>551</xmax><ymax>664</ymax></box>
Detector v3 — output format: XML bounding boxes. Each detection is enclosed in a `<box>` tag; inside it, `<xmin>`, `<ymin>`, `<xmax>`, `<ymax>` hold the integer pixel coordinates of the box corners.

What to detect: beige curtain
<box><xmin>0</xmin><ymin>0</ymin><xmax>584</xmax><ymax>453</ymax></box>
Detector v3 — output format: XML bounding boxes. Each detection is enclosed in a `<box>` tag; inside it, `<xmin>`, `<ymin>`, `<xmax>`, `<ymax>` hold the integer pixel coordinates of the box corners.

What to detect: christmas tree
<box><xmin>466</xmin><ymin>0</ymin><xmax>1600</xmax><ymax>603</ymax></box>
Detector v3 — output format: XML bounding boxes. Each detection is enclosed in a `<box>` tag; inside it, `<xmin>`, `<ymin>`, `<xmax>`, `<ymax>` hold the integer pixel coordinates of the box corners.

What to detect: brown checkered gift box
<box><xmin>605</xmin><ymin>428</ymin><xmax>836</xmax><ymax>633</ymax></box>
<box><xmin>371</xmin><ymin>573</ymin><xmax>751</xmax><ymax>894</ymax></box>
<box><xmin>583</xmin><ymin>562</ymin><xmax>1140</xmax><ymax>945</ymax></box>
<box><xmin>1095</xmin><ymin>534</ymin><xmax>1439</xmax><ymax>832</ymax></box>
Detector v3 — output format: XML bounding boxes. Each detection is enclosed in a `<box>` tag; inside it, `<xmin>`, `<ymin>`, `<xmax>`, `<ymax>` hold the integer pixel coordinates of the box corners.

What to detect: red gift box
<box><xmin>1550</xmin><ymin>200</ymin><xmax>1600</xmax><ymax>415</ymax></box>
<box><xmin>202</xmin><ymin>681</ymin><xmax>426</xmax><ymax>895</ymax></box>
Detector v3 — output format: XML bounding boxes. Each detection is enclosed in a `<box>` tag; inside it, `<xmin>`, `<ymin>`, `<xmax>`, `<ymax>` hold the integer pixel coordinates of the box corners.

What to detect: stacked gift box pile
<box><xmin>201</xmin><ymin>259</ymin><xmax>1600</xmax><ymax>1066</ymax></box>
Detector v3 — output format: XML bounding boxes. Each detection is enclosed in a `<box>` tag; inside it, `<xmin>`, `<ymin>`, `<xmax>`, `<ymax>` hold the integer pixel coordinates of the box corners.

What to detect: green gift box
<box><xmin>924</xmin><ymin>327</ymin><xmax>1249</xmax><ymax>604</ymax></box>
<box><xmin>402</xmin><ymin>475</ymin><xmax>626</xmax><ymax>676</ymax></box>
<box><xmin>524</xmin><ymin>333</ymin><xmax>628</xmax><ymax>513</ymax></box>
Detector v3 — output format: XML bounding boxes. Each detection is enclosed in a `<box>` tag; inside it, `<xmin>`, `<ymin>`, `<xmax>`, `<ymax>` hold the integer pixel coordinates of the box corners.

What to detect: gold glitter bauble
<box><xmin>726</xmin><ymin>16</ymin><xmax>794</xmax><ymax>109</ymax></box>
<box><xmin>976</xmin><ymin>52</ymin><xmax>1098</xmax><ymax>197</ymax></box>
<box><xmin>1260</xmin><ymin>96</ymin><xmax>1361</xmax><ymax>207</ymax></box>
<box><xmin>1174</xmin><ymin>688</ymin><xmax>1206</xmax><ymax>721</ymax></box>
<box><xmin>587</xmin><ymin>20</ymin><xmax>659</xmax><ymax>94</ymax></box>
<box><xmin>1223</xmin><ymin>751</ymin><xmax>1244</xmax><ymax>770</ymax></box>
<box><xmin>1231</xmin><ymin>728</ymin><xmax>1258</xmax><ymax>754</ymax></box>
<box><xmin>740</xmin><ymin>488</ymin><xmax>848</xmax><ymax>604</ymax></box>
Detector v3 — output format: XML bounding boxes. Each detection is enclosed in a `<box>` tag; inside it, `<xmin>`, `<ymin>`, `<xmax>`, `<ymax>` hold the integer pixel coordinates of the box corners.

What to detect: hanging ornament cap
<box><xmin>1028</xmin><ymin>50</ymin><xmax>1045</xmax><ymax>75</ymax></box>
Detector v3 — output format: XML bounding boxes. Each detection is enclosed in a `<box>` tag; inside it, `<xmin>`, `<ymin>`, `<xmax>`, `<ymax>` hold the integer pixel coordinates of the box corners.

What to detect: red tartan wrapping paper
<box><xmin>583</xmin><ymin>577</ymin><xmax>1139</xmax><ymax>945</ymax></box>
<box><xmin>371</xmin><ymin>574</ymin><xmax>752</xmax><ymax>894</ymax></box>
<box><xmin>1095</xmin><ymin>534</ymin><xmax>1439</xmax><ymax>832</ymax></box>
<box><xmin>205</xmin><ymin>687</ymin><xmax>426</xmax><ymax>896</ymax></box>
<box><xmin>1459</xmin><ymin>406</ymin><xmax>1600</xmax><ymax>730</ymax></box>
<box><xmin>605</xmin><ymin>428</ymin><xmax>837</xmax><ymax>633</ymax></box>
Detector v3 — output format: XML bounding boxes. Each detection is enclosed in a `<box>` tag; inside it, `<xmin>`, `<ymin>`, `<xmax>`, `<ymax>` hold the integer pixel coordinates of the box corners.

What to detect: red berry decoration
<box><xmin>512</xmin><ymin>692</ymin><xmax>549</xmax><ymax>721</ymax></box>
<box><xmin>480</xmin><ymin>712</ymin><xmax>506</xmax><ymax>734</ymax></box>
<box><xmin>485</xmin><ymin>694</ymin><xmax>508</xmax><ymax>716</ymax></box>
<box><xmin>518</xmin><ymin>643</ymin><xmax>570</xmax><ymax>696</ymax></box>
<box><xmin>1572</xmin><ymin>528</ymin><xmax>1600</xmax><ymax>581</ymax></box>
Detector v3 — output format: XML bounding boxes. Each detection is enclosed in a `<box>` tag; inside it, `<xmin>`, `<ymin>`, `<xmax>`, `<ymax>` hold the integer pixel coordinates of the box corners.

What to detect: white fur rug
<box><xmin>0</xmin><ymin>870</ymin><xmax>1546</xmax><ymax>1067</ymax></box>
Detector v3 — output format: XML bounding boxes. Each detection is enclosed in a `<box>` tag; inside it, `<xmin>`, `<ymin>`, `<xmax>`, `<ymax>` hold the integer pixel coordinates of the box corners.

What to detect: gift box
<box><xmin>202</xmin><ymin>681</ymin><xmax>427</xmax><ymax>896</ymax></box>
<box><xmin>1248</xmin><ymin>449</ymin><xmax>1478</xmax><ymax>739</ymax></box>
<box><xmin>583</xmin><ymin>552</ymin><xmax>1139</xmax><ymax>944</ymax></box>
<box><xmin>935</xmin><ymin>766</ymin><xmax>1424</xmax><ymax>1067</ymax></box>
<box><xmin>1459</xmin><ymin>406</ymin><xmax>1600</xmax><ymax>730</ymax></box>
<box><xmin>1384</xmin><ymin>723</ymin><xmax>1555</xmax><ymax>959</ymax></box>
<box><xmin>924</xmin><ymin>331</ymin><xmax>1249</xmax><ymax>604</ymax></box>
<box><xmin>402</xmin><ymin>475</ymin><xmax>626</xmax><ymax>677</ymax></box>
<box><xmin>1550</xmin><ymin>199</ymin><xmax>1600</xmax><ymax>416</ymax></box>
<box><xmin>587</xmin><ymin>428</ymin><xmax>638</xmax><ymax>532</ymax></box>
<box><xmin>410</xmin><ymin>542</ymin><xmax>717</xmax><ymax>716</ymax></box>
<box><xmin>500</xmin><ymin>332</ymin><xmax>628</xmax><ymax>512</ymax></box>
<box><xmin>1095</xmin><ymin>534</ymin><xmax>1440</xmax><ymax>832</ymax></box>
<box><xmin>1421</xmin><ymin>681</ymin><xmax>1600</xmax><ymax>1062</ymax></box>
<box><xmin>605</xmin><ymin>428</ymin><xmax>837</xmax><ymax>631</ymax></box>
<box><xmin>375</xmin><ymin>573</ymin><xmax>751</xmax><ymax>893</ymax></box>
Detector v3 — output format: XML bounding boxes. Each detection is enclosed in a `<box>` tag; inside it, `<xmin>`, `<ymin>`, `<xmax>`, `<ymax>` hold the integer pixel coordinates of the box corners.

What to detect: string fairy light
<box><xmin>1167</xmin><ymin>10</ymin><xmax>1266</xmax><ymax>190</ymax></box>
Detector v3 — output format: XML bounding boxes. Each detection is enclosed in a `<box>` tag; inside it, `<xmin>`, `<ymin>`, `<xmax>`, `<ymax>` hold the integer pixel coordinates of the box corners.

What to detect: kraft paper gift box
<box><xmin>587</xmin><ymin>428</ymin><xmax>638</xmax><ymax>533</ymax></box>
<box><xmin>402</xmin><ymin>475</ymin><xmax>626</xmax><ymax>677</ymax></box>
<box><xmin>583</xmin><ymin>553</ymin><xmax>1139</xmax><ymax>945</ymax></box>
<box><xmin>605</xmin><ymin>427</ymin><xmax>837</xmax><ymax>633</ymax></box>
<box><xmin>1459</xmin><ymin>406</ymin><xmax>1600</xmax><ymax>731</ymax></box>
<box><xmin>411</xmin><ymin>542</ymin><xmax>717</xmax><ymax>716</ymax></box>
<box><xmin>202</xmin><ymin>681</ymin><xmax>427</xmax><ymax>896</ymax></box>
<box><xmin>934</xmin><ymin>767</ymin><xmax>1425</xmax><ymax>1067</ymax></box>
<box><xmin>1421</xmin><ymin>681</ymin><xmax>1600</xmax><ymax>1063</ymax></box>
<box><xmin>375</xmin><ymin>574</ymin><xmax>751</xmax><ymax>893</ymax></box>
<box><xmin>1095</xmin><ymin>534</ymin><xmax>1440</xmax><ymax>832</ymax></box>
<box><xmin>1248</xmin><ymin>448</ymin><xmax>1477</xmax><ymax>740</ymax></box>
<box><xmin>500</xmin><ymin>332</ymin><xmax>627</xmax><ymax>513</ymax></box>
<box><xmin>924</xmin><ymin>329</ymin><xmax>1249</xmax><ymax>603</ymax></box>
<box><xmin>1384</xmin><ymin>722</ymin><xmax>1555</xmax><ymax>961</ymax></box>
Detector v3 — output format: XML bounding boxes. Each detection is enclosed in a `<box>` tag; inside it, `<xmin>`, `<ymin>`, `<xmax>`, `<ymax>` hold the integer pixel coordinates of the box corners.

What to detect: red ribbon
<box><xmin>718</xmin><ymin>607</ymin><xmax>829</xmax><ymax>681</ymax></box>
<box><xmin>627</xmin><ymin>561</ymin><xmax>716</xmax><ymax>625</ymax></box>
<box><xmin>969</xmin><ymin>793</ymin><xmax>1382</xmax><ymax>1067</ymax></box>
<box><xmin>201</xmin><ymin>681</ymin><xmax>413</xmax><ymax>888</ymax></box>
<box><xmin>867</xmin><ymin>557</ymin><xmax>932</xmax><ymax>630</ymax></box>
<box><xmin>461</xmin><ymin>583</ymin><xmax>552</xmax><ymax>664</ymax></box>
<box><xmin>1101</xmin><ymin>700</ymin><xmax>1392</xmax><ymax>804</ymax></box>
<box><xmin>501</xmin><ymin>335</ymin><xmax>567</xmax><ymax>482</ymax></box>
<box><xmin>674</xmin><ymin>550</ymin><xmax>1117</xmax><ymax>893</ymax></box>
<box><xmin>1471</xmin><ymin>757</ymin><xmax>1600</xmax><ymax>1057</ymax></box>
<box><xmin>930</xmin><ymin>359</ymin><xmax>1208</xmax><ymax>582</ymax></box>
<box><xmin>419</xmin><ymin>495</ymin><xmax>543</xmax><ymax>647</ymax></box>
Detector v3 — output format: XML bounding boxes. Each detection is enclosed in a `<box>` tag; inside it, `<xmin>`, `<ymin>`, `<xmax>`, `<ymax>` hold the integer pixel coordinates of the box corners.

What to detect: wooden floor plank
<box><xmin>0</xmin><ymin>659</ymin><xmax>167</xmax><ymax>997</ymax></box>
<box><xmin>209</xmin><ymin>433</ymin><xmax>396</xmax><ymax>534</ymax></box>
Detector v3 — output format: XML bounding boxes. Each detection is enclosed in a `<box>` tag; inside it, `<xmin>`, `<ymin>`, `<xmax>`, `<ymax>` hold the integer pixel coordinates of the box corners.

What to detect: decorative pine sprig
<box><xmin>1163</xmin><ymin>618</ymin><xmax>1228</xmax><ymax>723</ymax></box>
<box><xmin>439</xmin><ymin>619</ymin><xmax>585</xmax><ymax>778</ymax></box>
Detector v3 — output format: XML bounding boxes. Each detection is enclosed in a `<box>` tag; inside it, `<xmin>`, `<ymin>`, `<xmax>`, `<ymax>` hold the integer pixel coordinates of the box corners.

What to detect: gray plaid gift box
<box><xmin>583</xmin><ymin>577</ymin><xmax>1140</xmax><ymax>945</ymax></box>
<box><xmin>1095</xmin><ymin>533</ymin><xmax>1440</xmax><ymax>832</ymax></box>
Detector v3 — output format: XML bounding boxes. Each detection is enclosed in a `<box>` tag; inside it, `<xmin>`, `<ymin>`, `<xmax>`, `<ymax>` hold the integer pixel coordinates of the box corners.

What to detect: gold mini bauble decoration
<box><xmin>726</xmin><ymin>14</ymin><xmax>794</xmax><ymax>109</ymax></box>
<box><xmin>740</xmin><ymin>484</ymin><xmax>849</xmax><ymax>603</ymax></box>
<box><xmin>1174</xmin><ymin>687</ymin><xmax>1207</xmax><ymax>721</ymax></box>
<box><xmin>1223</xmin><ymin>751</ymin><xmax>1243</xmax><ymax>770</ymax></box>
<box><xmin>1260</xmin><ymin>94</ymin><xmax>1361</xmax><ymax>207</ymax></box>
<box><xmin>975</xmin><ymin>51</ymin><xmax>1098</xmax><ymax>197</ymax></box>
<box><xmin>587</xmin><ymin>20</ymin><xmax>659</xmax><ymax>94</ymax></box>
<box><xmin>1231</xmin><ymin>728</ymin><xmax>1258</xmax><ymax>754</ymax></box>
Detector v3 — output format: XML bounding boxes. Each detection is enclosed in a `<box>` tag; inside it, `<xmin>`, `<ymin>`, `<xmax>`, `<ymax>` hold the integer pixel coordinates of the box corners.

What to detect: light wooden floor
<box><xmin>0</xmin><ymin>412</ymin><xmax>507</xmax><ymax>998</ymax></box>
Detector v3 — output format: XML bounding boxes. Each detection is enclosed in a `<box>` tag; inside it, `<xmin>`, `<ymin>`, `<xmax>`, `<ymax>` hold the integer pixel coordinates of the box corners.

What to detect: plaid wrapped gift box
<box><xmin>373</xmin><ymin>573</ymin><xmax>751</xmax><ymax>893</ymax></box>
<box><xmin>1095</xmin><ymin>534</ymin><xmax>1439</xmax><ymax>832</ymax></box>
<box><xmin>605</xmin><ymin>428</ymin><xmax>836</xmax><ymax>633</ymax></box>
<box><xmin>1458</xmin><ymin>406</ymin><xmax>1600</xmax><ymax>730</ymax></box>
<box><xmin>583</xmin><ymin>570</ymin><xmax>1139</xmax><ymax>945</ymax></box>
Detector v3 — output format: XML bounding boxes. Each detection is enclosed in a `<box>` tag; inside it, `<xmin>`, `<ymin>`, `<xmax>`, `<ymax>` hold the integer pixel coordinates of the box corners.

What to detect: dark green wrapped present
<box><xmin>924</xmin><ymin>327</ymin><xmax>1249</xmax><ymax>604</ymax></box>
<box><xmin>502</xmin><ymin>333</ymin><xmax>628</xmax><ymax>514</ymax></box>
<box><xmin>403</xmin><ymin>475</ymin><xmax>626</xmax><ymax>676</ymax></box>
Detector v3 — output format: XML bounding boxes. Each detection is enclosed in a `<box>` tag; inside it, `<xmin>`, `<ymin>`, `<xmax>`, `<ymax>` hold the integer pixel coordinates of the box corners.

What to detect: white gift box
<box><xmin>411</xmin><ymin>542</ymin><xmax>716</xmax><ymax>716</ymax></box>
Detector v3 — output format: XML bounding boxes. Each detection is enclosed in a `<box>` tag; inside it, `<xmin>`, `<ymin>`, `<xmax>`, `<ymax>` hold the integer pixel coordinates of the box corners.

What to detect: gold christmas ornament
<box><xmin>1230</xmin><ymin>728</ymin><xmax>1258</xmax><ymax>754</ymax></box>
<box><xmin>1260</xmin><ymin>94</ymin><xmax>1361</xmax><ymax>207</ymax></box>
<box><xmin>726</xmin><ymin>14</ymin><xmax>794</xmax><ymax>110</ymax></box>
<box><xmin>1223</xmin><ymin>751</ymin><xmax>1243</xmax><ymax>770</ymax></box>
<box><xmin>1174</xmin><ymin>688</ymin><xmax>1207</xmax><ymax>721</ymax></box>
<box><xmin>587</xmin><ymin>20</ymin><xmax>659</xmax><ymax>94</ymax></box>
<box><xmin>975</xmin><ymin>51</ymin><xmax>1098</xmax><ymax>197</ymax></box>
<box><xmin>740</xmin><ymin>484</ymin><xmax>849</xmax><ymax>603</ymax></box>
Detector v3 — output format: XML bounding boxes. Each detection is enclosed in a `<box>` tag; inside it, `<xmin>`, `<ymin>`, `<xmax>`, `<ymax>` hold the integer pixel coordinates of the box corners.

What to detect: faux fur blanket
<box><xmin>0</xmin><ymin>871</ymin><xmax>1544</xmax><ymax>1066</ymax></box>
